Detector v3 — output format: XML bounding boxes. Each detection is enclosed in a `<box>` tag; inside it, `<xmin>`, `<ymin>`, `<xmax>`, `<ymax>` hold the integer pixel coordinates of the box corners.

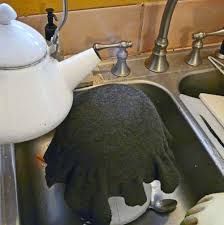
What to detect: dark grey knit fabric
<box><xmin>44</xmin><ymin>84</ymin><xmax>180</xmax><ymax>225</ymax></box>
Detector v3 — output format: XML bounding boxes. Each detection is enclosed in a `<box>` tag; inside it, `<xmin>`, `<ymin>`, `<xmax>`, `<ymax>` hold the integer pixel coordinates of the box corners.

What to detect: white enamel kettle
<box><xmin>0</xmin><ymin>2</ymin><xmax>102</xmax><ymax>144</ymax></box>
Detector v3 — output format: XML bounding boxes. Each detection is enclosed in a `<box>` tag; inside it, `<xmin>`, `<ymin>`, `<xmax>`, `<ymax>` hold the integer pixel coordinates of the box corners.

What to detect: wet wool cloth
<box><xmin>44</xmin><ymin>84</ymin><xmax>180</xmax><ymax>225</ymax></box>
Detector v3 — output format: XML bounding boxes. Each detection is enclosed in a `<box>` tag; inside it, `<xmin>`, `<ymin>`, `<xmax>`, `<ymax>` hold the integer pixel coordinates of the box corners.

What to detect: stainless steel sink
<box><xmin>10</xmin><ymin>80</ymin><xmax>224</xmax><ymax>225</ymax></box>
<box><xmin>179</xmin><ymin>69</ymin><xmax>224</xmax><ymax>98</ymax></box>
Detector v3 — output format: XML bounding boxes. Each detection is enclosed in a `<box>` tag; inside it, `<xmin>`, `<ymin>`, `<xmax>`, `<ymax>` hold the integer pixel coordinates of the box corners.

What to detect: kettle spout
<box><xmin>59</xmin><ymin>48</ymin><xmax>101</xmax><ymax>91</ymax></box>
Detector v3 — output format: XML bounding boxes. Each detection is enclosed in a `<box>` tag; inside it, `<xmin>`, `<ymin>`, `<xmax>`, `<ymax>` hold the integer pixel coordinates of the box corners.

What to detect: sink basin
<box><xmin>14</xmin><ymin>81</ymin><xmax>224</xmax><ymax>225</ymax></box>
<box><xmin>179</xmin><ymin>69</ymin><xmax>224</xmax><ymax>98</ymax></box>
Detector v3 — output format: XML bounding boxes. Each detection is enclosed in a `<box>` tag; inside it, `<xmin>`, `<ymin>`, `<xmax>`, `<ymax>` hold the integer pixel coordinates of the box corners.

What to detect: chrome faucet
<box><xmin>145</xmin><ymin>0</ymin><xmax>178</xmax><ymax>73</ymax></box>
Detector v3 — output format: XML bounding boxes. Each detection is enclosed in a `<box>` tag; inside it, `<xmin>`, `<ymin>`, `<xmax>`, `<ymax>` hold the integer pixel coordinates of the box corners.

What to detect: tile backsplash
<box><xmin>60</xmin><ymin>5</ymin><xmax>142</xmax><ymax>58</ymax></box>
<box><xmin>19</xmin><ymin>0</ymin><xmax>224</xmax><ymax>59</ymax></box>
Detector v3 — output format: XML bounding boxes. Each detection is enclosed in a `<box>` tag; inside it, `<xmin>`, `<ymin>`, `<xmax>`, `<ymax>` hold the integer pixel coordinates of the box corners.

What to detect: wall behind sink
<box><xmin>3</xmin><ymin>0</ymin><xmax>159</xmax><ymax>16</ymax></box>
<box><xmin>14</xmin><ymin>0</ymin><xmax>224</xmax><ymax>58</ymax></box>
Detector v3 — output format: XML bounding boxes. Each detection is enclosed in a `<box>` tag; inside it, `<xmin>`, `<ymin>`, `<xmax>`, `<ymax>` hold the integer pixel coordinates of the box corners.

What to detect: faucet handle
<box><xmin>206</xmin><ymin>28</ymin><xmax>224</xmax><ymax>37</ymax></box>
<box><xmin>193</xmin><ymin>28</ymin><xmax>224</xmax><ymax>40</ymax></box>
<box><xmin>93</xmin><ymin>41</ymin><xmax>133</xmax><ymax>77</ymax></box>
<box><xmin>187</xmin><ymin>28</ymin><xmax>224</xmax><ymax>66</ymax></box>
<box><xmin>93</xmin><ymin>41</ymin><xmax>132</xmax><ymax>51</ymax></box>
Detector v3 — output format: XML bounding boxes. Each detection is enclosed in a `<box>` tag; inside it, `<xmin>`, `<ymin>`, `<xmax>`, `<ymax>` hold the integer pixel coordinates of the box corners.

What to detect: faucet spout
<box><xmin>145</xmin><ymin>0</ymin><xmax>178</xmax><ymax>73</ymax></box>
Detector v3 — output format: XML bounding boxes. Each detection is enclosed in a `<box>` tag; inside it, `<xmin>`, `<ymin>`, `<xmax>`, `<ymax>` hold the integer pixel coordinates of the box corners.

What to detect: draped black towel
<box><xmin>44</xmin><ymin>84</ymin><xmax>180</xmax><ymax>225</ymax></box>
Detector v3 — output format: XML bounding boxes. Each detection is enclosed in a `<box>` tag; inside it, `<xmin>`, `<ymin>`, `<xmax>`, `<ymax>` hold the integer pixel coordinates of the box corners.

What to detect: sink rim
<box><xmin>181</xmin><ymin>67</ymin><xmax>216</xmax><ymax>78</ymax></box>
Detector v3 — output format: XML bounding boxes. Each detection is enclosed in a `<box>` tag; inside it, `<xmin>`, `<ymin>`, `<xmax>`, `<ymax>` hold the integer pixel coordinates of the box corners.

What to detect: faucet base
<box><xmin>145</xmin><ymin>53</ymin><xmax>169</xmax><ymax>73</ymax></box>
<box><xmin>186</xmin><ymin>47</ymin><xmax>202</xmax><ymax>67</ymax></box>
<box><xmin>145</xmin><ymin>38</ymin><xmax>169</xmax><ymax>73</ymax></box>
<box><xmin>111</xmin><ymin>60</ymin><xmax>131</xmax><ymax>77</ymax></box>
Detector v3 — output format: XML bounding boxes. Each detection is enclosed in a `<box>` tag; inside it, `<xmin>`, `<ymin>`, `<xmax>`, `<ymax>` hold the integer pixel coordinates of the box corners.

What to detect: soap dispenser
<box><xmin>45</xmin><ymin>8</ymin><xmax>64</xmax><ymax>60</ymax></box>
<box><xmin>45</xmin><ymin>8</ymin><xmax>57</xmax><ymax>43</ymax></box>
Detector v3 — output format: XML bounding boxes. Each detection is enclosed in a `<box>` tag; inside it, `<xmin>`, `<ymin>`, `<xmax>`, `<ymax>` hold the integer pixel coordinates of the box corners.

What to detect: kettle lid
<box><xmin>0</xmin><ymin>3</ymin><xmax>48</xmax><ymax>69</ymax></box>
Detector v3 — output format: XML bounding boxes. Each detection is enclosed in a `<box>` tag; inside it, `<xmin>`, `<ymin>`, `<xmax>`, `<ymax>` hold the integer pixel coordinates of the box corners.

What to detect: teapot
<box><xmin>0</xmin><ymin>3</ymin><xmax>102</xmax><ymax>144</ymax></box>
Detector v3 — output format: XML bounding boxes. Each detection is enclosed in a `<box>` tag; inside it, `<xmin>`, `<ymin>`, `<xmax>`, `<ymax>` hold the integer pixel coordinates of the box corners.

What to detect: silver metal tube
<box><xmin>51</xmin><ymin>0</ymin><xmax>68</xmax><ymax>45</ymax></box>
<box><xmin>158</xmin><ymin>0</ymin><xmax>178</xmax><ymax>39</ymax></box>
<box><xmin>0</xmin><ymin>144</ymin><xmax>20</xmax><ymax>225</ymax></box>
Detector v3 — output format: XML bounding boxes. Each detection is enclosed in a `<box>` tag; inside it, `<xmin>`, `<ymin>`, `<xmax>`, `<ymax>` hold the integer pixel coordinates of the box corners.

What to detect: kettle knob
<box><xmin>0</xmin><ymin>3</ymin><xmax>17</xmax><ymax>25</ymax></box>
